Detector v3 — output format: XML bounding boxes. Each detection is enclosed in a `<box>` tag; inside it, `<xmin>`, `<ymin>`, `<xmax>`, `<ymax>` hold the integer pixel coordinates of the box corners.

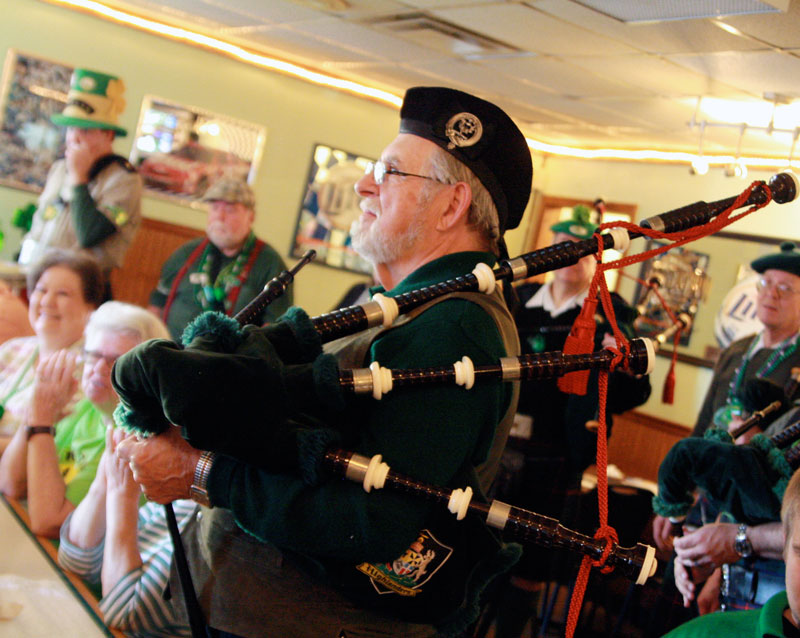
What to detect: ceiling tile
<box><xmin>510</xmin><ymin>92</ymin><xmax>647</xmax><ymax>129</ymax></box>
<box><xmin>585</xmin><ymin>97</ymin><xmax>700</xmax><ymax>132</ymax></box>
<box><xmin>478</xmin><ymin>55</ymin><xmax>653</xmax><ymax>98</ymax></box>
<box><xmin>431</xmin><ymin>3</ymin><xmax>638</xmax><ymax>55</ymax></box>
<box><xmin>116</xmin><ymin>0</ymin><xmax>258</xmax><ymax>28</ymax></box>
<box><xmin>565</xmin><ymin>54</ymin><xmax>752</xmax><ymax>99</ymax></box>
<box><xmin>532</xmin><ymin>0</ymin><xmax>770</xmax><ymax>54</ymax></box>
<box><xmin>244</xmin><ymin>26</ymin><xmax>378</xmax><ymax>64</ymax></box>
<box><xmin>667</xmin><ymin>50</ymin><xmax>800</xmax><ymax>97</ymax></box>
<box><xmin>285</xmin><ymin>16</ymin><xmax>447</xmax><ymax>62</ymax></box>
<box><xmin>723</xmin><ymin>0</ymin><xmax>800</xmax><ymax>48</ymax></box>
<box><xmin>201</xmin><ymin>0</ymin><xmax>322</xmax><ymax>24</ymax></box>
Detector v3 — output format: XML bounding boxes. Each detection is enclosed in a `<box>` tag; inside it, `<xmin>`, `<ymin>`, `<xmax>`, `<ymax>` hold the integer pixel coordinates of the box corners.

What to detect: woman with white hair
<box><xmin>0</xmin><ymin>300</ymin><xmax>169</xmax><ymax>538</ymax></box>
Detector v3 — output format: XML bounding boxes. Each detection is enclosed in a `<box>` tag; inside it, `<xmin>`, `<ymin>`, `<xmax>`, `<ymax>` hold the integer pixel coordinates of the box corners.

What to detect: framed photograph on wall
<box><xmin>0</xmin><ymin>49</ymin><xmax>73</xmax><ymax>192</ymax></box>
<box><xmin>129</xmin><ymin>95</ymin><xmax>267</xmax><ymax>208</ymax></box>
<box><xmin>633</xmin><ymin>240</ymin><xmax>710</xmax><ymax>347</ymax></box>
<box><xmin>291</xmin><ymin>143</ymin><xmax>374</xmax><ymax>275</ymax></box>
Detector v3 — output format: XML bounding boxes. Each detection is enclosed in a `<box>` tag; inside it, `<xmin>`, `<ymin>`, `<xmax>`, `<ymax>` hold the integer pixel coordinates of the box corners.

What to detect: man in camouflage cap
<box><xmin>19</xmin><ymin>68</ymin><xmax>141</xmax><ymax>293</ymax></box>
<box><xmin>149</xmin><ymin>176</ymin><xmax>290</xmax><ymax>340</ymax></box>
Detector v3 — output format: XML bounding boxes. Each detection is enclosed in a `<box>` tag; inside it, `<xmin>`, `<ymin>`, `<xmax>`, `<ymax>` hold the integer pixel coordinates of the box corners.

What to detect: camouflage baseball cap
<box><xmin>202</xmin><ymin>178</ymin><xmax>255</xmax><ymax>209</ymax></box>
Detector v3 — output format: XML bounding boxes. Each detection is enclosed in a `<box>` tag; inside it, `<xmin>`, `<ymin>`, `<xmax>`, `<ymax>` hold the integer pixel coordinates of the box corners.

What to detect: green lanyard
<box><xmin>194</xmin><ymin>232</ymin><xmax>256</xmax><ymax>313</ymax></box>
<box><xmin>0</xmin><ymin>346</ymin><xmax>38</xmax><ymax>420</ymax></box>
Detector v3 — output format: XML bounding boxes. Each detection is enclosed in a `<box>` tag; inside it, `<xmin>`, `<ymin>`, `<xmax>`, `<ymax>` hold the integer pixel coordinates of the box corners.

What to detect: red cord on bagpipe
<box><xmin>562</xmin><ymin>180</ymin><xmax>775</xmax><ymax>637</ymax></box>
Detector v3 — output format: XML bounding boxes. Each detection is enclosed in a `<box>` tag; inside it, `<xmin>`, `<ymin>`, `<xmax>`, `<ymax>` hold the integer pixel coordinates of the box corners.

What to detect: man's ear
<box><xmin>435</xmin><ymin>182</ymin><xmax>471</xmax><ymax>232</ymax></box>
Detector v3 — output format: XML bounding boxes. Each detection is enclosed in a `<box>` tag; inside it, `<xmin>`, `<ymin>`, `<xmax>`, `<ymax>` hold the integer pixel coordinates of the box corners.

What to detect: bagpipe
<box><xmin>325</xmin><ymin>448</ymin><xmax>657</xmax><ymax>585</ymax></box>
<box><xmin>113</xmin><ymin>173</ymin><xmax>797</xmax><ymax>612</ymax></box>
<box><xmin>653</xmin><ymin>378</ymin><xmax>799</xmax><ymax>529</ymax></box>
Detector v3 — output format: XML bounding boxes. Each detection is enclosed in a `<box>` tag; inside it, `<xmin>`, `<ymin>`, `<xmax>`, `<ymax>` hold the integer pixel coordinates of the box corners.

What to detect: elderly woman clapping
<box><xmin>0</xmin><ymin>250</ymin><xmax>104</xmax><ymax>454</ymax></box>
<box><xmin>0</xmin><ymin>301</ymin><xmax>169</xmax><ymax>537</ymax></box>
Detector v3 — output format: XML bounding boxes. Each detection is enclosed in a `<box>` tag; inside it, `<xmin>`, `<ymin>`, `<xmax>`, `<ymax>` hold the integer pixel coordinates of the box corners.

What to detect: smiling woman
<box><xmin>0</xmin><ymin>249</ymin><xmax>104</xmax><ymax>450</ymax></box>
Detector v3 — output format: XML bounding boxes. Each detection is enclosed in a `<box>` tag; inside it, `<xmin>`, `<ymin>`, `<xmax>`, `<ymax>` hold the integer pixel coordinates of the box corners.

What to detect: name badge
<box><xmin>189</xmin><ymin>272</ymin><xmax>209</xmax><ymax>285</ymax></box>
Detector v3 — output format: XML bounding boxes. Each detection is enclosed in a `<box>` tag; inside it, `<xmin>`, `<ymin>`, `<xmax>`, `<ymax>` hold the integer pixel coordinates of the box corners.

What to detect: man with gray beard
<box><xmin>116</xmin><ymin>87</ymin><xmax>533</xmax><ymax>638</ymax></box>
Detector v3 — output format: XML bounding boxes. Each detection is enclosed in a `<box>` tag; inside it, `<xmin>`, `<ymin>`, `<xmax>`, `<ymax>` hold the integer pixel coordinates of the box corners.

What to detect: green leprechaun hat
<box><xmin>550</xmin><ymin>204</ymin><xmax>598</xmax><ymax>240</ymax></box>
<box><xmin>51</xmin><ymin>68</ymin><xmax>127</xmax><ymax>136</ymax></box>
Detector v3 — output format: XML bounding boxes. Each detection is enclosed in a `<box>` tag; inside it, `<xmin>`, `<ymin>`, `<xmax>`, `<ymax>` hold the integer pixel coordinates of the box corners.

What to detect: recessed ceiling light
<box><xmin>573</xmin><ymin>0</ymin><xmax>788</xmax><ymax>23</ymax></box>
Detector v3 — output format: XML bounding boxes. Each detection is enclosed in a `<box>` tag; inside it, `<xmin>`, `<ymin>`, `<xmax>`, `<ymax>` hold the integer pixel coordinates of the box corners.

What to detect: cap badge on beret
<box><xmin>445</xmin><ymin>112</ymin><xmax>483</xmax><ymax>149</ymax></box>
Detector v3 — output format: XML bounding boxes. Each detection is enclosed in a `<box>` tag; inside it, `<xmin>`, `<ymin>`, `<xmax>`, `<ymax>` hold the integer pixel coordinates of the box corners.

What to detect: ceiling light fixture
<box><xmin>788</xmin><ymin>128</ymin><xmax>800</xmax><ymax>171</ymax></box>
<box><xmin>725</xmin><ymin>124</ymin><xmax>748</xmax><ymax>179</ymax></box>
<box><xmin>44</xmin><ymin>0</ymin><xmax>800</xmax><ymax>171</ymax></box>
<box><xmin>689</xmin><ymin>122</ymin><xmax>709</xmax><ymax>176</ymax></box>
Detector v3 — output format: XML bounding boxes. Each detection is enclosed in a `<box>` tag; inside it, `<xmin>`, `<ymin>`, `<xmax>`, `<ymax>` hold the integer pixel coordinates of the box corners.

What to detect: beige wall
<box><xmin>3</xmin><ymin>0</ymin><xmax>799</xmax><ymax>427</ymax></box>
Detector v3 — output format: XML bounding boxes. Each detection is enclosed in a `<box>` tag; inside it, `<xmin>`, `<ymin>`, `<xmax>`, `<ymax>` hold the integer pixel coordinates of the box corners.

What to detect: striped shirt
<box><xmin>59</xmin><ymin>499</ymin><xmax>197</xmax><ymax>638</ymax></box>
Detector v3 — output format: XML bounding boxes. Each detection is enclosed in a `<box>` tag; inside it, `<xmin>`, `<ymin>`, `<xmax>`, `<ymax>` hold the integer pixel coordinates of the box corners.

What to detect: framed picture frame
<box><xmin>0</xmin><ymin>49</ymin><xmax>72</xmax><ymax>192</ymax></box>
<box><xmin>633</xmin><ymin>240</ymin><xmax>710</xmax><ymax>349</ymax></box>
<box><xmin>290</xmin><ymin>143</ymin><xmax>374</xmax><ymax>275</ymax></box>
<box><xmin>129</xmin><ymin>95</ymin><xmax>267</xmax><ymax>208</ymax></box>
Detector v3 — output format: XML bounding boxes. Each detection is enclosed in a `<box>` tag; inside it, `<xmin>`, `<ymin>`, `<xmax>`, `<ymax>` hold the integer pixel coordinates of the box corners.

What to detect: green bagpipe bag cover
<box><xmin>653</xmin><ymin>432</ymin><xmax>791</xmax><ymax>525</ymax></box>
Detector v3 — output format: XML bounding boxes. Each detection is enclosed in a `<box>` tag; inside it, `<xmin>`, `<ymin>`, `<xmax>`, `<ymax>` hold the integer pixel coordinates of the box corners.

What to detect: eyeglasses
<box><xmin>82</xmin><ymin>349</ymin><xmax>121</xmax><ymax>368</ymax></box>
<box><xmin>756</xmin><ymin>277</ymin><xmax>800</xmax><ymax>298</ymax></box>
<box><xmin>363</xmin><ymin>160</ymin><xmax>445</xmax><ymax>186</ymax></box>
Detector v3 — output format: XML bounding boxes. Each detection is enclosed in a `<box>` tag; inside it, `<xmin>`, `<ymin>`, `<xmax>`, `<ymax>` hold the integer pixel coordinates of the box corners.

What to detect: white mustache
<box><xmin>359</xmin><ymin>199</ymin><xmax>380</xmax><ymax>217</ymax></box>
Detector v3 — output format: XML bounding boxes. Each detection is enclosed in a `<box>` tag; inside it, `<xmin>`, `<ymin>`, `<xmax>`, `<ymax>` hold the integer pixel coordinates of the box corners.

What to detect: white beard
<box><xmin>350</xmin><ymin>210</ymin><xmax>426</xmax><ymax>266</ymax></box>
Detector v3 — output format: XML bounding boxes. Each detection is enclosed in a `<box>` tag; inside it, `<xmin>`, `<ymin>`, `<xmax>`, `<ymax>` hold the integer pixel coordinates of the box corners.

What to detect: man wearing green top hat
<box><xmin>18</xmin><ymin>68</ymin><xmax>141</xmax><ymax>288</ymax></box>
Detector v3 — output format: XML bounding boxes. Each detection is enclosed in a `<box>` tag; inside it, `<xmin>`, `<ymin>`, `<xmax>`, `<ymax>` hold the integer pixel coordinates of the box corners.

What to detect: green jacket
<box><xmin>694</xmin><ymin>335</ymin><xmax>800</xmax><ymax>437</ymax></box>
<box><xmin>663</xmin><ymin>591</ymin><xmax>794</xmax><ymax>638</ymax></box>
<box><xmin>207</xmin><ymin>251</ymin><xmax>515</xmax><ymax>560</ymax></box>
<box><xmin>150</xmin><ymin>236</ymin><xmax>291</xmax><ymax>341</ymax></box>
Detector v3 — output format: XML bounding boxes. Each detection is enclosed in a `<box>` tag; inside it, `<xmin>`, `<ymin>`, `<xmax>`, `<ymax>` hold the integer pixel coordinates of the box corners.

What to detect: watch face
<box><xmin>735</xmin><ymin>531</ymin><xmax>752</xmax><ymax>558</ymax></box>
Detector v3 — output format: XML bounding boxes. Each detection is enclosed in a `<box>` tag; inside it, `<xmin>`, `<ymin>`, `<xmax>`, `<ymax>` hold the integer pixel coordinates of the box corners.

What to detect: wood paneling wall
<box><xmin>110</xmin><ymin>218</ymin><xmax>204</xmax><ymax>308</ymax></box>
<box><xmin>608</xmin><ymin>410</ymin><xmax>688</xmax><ymax>483</ymax></box>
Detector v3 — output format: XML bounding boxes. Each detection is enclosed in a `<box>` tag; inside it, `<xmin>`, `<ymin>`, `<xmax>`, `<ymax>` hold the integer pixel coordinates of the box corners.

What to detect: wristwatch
<box><xmin>26</xmin><ymin>425</ymin><xmax>55</xmax><ymax>440</ymax></box>
<box><xmin>734</xmin><ymin>523</ymin><xmax>753</xmax><ymax>558</ymax></box>
<box><xmin>189</xmin><ymin>451</ymin><xmax>216</xmax><ymax>508</ymax></box>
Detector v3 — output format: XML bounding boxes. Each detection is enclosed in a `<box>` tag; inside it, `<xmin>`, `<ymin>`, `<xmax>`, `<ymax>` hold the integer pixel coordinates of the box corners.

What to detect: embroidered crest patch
<box><xmin>445</xmin><ymin>112</ymin><xmax>482</xmax><ymax>149</ymax></box>
<box><xmin>355</xmin><ymin>529</ymin><xmax>453</xmax><ymax>597</ymax></box>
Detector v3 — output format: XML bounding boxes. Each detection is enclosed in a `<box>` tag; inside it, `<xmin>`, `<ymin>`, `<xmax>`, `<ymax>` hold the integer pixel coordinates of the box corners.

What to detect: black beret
<box><xmin>399</xmin><ymin>87</ymin><xmax>532</xmax><ymax>234</ymax></box>
<box><xmin>751</xmin><ymin>242</ymin><xmax>800</xmax><ymax>278</ymax></box>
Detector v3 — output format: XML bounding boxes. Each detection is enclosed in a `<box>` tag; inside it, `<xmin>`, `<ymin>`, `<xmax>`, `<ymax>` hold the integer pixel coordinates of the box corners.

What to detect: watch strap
<box><xmin>189</xmin><ymin>451</ymin><xmax>216</xmax><ymax>508</ymax></box>
<box><xmin>26</xmin><ymin>425</ymin><xmax>56</xmax><ymax>440</ymax></box>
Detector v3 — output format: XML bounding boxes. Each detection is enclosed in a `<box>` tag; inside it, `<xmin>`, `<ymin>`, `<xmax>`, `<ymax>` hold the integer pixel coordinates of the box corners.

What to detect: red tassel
<box><xmin>662</xmin><ymin>337</ymin><xmax>679</xmax><ymax>404</ymax></box>
<box><xmin>557</xmin><ymin>296</ymin><xmax>598</xmax><ymax>396</ymax></box>
<box><xmin>662</xmin><ymin>365</ymin><xmax>675</xmax><ymax>404</ymax></box>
